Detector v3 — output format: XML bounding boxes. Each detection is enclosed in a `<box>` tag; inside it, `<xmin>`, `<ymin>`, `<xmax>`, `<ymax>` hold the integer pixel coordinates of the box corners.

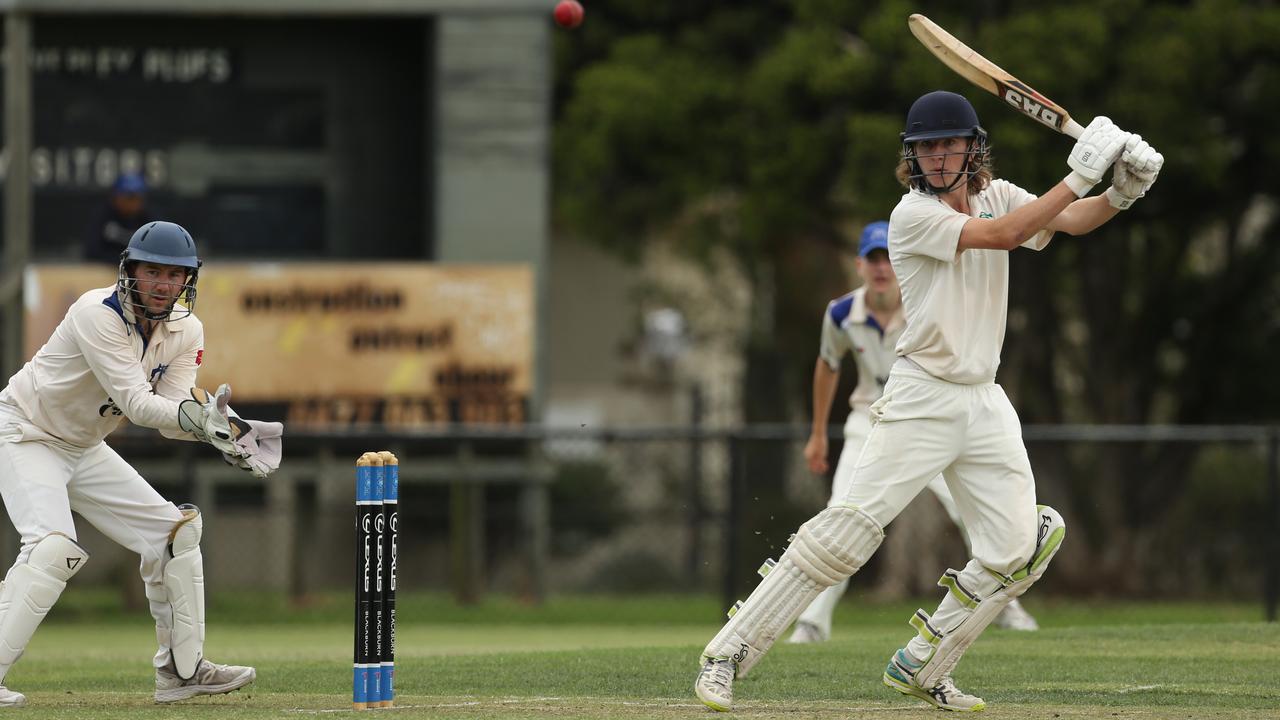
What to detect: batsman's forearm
<box><xmin>810</xmin><ymin>359</ymin><xmax>840</xmax><ymax>435</ymax></box>
<box><xmin>1051</xmin><ymin>194</ymin><xmax>1121</xmax><ymax>236</ymax></box>
<box><xmin>1002</xmin><ymin>183</ymin><xmax>1078</xmax><ymax>245</ymax></box>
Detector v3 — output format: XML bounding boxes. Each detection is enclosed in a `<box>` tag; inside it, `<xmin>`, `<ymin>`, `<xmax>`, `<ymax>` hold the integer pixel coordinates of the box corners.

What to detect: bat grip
<box><xmin>1063</xmin><ymin>118</ymin><xmax>1085</xmax><ymax>139</ymax></box>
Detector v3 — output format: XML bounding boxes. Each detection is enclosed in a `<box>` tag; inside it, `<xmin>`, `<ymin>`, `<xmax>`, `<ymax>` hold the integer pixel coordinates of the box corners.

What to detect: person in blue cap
<box><xmin>82</xmin><ymin>171</ymin><xmax>155</xmax><ymax>263</ymax></box>
<box><xmin>787</xmin><ymin>220</ymin><xmax>1038</xmax><ymax>646</ymax></box>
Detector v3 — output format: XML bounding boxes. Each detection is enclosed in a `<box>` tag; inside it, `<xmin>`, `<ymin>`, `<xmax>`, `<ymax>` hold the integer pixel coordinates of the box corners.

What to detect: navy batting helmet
<box><xmin>117</xmin><ymin>221</ymin><xmax>202</xmax><ymax>322</ymax></box>
<box><xmin>901</xmin><ymin>91</ymin><xmax>989</xmax><ymax>195</ymax></box>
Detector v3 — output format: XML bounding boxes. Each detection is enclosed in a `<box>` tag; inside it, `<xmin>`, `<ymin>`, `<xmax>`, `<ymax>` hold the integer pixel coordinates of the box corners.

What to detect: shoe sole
<box><xmin>882</xmin><ymin>671</ymin><xmax>986</xmax><ymax>713</ymax></box>
<box><xmin>694</xmin><ymin>684</ymin><xmax>730</xmax><ymax>713</ymax></box>
<box><xmin>155</xmin><ymin>668</ymin><xmax>256</xmax><ymax>703</ymax></box>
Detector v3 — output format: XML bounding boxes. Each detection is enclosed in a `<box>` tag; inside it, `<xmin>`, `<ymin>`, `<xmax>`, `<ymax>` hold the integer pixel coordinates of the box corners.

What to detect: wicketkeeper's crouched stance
<box><xmin>695</xmin><ymin>90</ymin><xmax>1161</xmax><ymax>712</ymax></box>
<box><xmin>0</xmin><ymin>221</ymin><xmax>284</xmax><ymax>707</ymax></box>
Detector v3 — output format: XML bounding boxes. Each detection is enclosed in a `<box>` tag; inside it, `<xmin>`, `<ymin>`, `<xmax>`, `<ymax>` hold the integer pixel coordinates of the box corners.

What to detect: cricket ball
<box><xmin>554</xmin><ymin>0</ymin><xmax>584</xmax><ymax>29</ymax></box>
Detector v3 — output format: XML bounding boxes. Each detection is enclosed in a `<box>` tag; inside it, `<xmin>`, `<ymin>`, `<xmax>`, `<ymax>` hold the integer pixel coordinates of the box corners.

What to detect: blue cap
<box><xmin>112</xmin><ymin>172</ymin><xmax>147</xmax><ymax>195</ymax></box>
<box><xmin>858</xmin><ymin>221</ymin><xmax>889</xmax><ymax>257</ymax></box>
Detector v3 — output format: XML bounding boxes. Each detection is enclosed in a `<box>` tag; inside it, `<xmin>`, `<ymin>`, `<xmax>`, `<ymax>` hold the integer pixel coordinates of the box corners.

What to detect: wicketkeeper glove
<box><xmin>178</xmin><ymin>384</ymin><xmax>246</xmax><ymax>459</ymax></box>
<box><xmin>222</xmin><ymin>416</ymin><xmax>284</xmax><ymax>479</ymax></box>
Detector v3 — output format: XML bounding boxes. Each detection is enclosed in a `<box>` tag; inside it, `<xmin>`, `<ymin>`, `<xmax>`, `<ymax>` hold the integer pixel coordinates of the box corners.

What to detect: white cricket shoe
<box><xmin>694</xmin><ymin>658</ymin><xmax>735</xmax><ymax>712</ymax></box>
<box><xmin>154</xmin><ymin>658</ymin><xmax>256</xmax><ymax>703</ymax></box>
<box><xmin>0</xmin><ymin>686</ymin><xmax>25</xmax><ymax>707</ymax></box>
<box><xmin>786</xmin><ymin>620</ymin><xmax>829</xmax><ymax>644</ymax></box>
<box><xmin>883</xmin><ymin>648</ymin><xmax>985</xmax><ymax>712</ymax></box>
<box><xmin>993</xmin><ymin>598</ymin><xmax>1039</xmax><ymax>631</ymax></box>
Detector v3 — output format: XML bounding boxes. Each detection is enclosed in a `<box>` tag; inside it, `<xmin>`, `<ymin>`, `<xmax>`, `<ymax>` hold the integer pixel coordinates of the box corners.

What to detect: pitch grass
<box><xmin>4</xmin><ymin>592</ymin><xmax>1277</xmax><ymax>718</ymax></box>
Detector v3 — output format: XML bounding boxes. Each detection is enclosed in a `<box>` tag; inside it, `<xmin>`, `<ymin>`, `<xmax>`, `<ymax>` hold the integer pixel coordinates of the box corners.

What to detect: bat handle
<box><xmin>1063</xmin><ymin>117</ymin><xmax>1086</xmax><ymax>140</ymax></box>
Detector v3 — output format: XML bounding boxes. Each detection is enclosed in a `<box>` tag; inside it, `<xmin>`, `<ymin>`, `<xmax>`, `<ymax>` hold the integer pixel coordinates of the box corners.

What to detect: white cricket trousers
<box><xmin>0</xmin><ymin>401</ymin><xmax>185</xmax><ymax>670</ymax></box>
<box><xmin>843</xmin><ymin>362</ymin><xmax>1038</xmax><ymax>574</ymax></box>
<box><xmin>796</xmin><ymin>408</ymin><xmax>963</xmax><ymax>637</ymax></box>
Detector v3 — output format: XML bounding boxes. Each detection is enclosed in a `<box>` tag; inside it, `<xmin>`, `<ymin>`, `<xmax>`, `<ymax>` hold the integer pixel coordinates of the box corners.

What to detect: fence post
<box><xmin>450</xmin><ymin>442</ymin><xmax>484</xmax><ymax>605</ymax></box>
<box><xmin>686</xmin><ymin>385</ymin><xmax>705</xmax><ymax>585</ymax></box>
<box><xmin>721</xmin><ymin>433</ymin><xmax>743</xmax><ymax>617</ymax></box>
<box><xmin>518</xmin><ymin>451</ymin><xmax>549</xmax><ymax>605</ymax></box>
<box><xmin>1267</xmin><ymin>428</ymin><xmax>1278</xmax><ymax>622</ymax></box>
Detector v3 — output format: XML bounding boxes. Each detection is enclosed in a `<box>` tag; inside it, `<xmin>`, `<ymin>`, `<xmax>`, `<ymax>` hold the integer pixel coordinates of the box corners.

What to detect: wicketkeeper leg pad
<box><xmin>0</xmin><ymin>533</ymin><xmax>89</xmax><ymax>680</ymax></box>
<box><xmin>163</xmin><ymin>504</ymin><xmax>207</xmax><ymax>680</ymax></box>
<box><xmin>701</xmin><ymin>505</ymin><xmax>883</xmax><ymax>677</ymax></box>
<box><xmin>913</xmin><ymin>505</ymin><xmax>1065</xmax><ymax>688</ymax></box>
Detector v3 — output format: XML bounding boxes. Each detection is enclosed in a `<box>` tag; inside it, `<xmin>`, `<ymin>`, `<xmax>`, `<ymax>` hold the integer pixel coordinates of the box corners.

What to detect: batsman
<box><xmin>0</xmin><ymin>221</ymin><xmax>284</xmax><ymax>706</ymax></box>
<box><xmin>695</xmin><ymin>90</ymin><xmax>1162</xmax><ymax>712</ymax></box>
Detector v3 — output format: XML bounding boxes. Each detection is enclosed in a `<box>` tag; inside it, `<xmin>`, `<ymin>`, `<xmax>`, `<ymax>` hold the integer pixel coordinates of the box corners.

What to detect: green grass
<box><xmin>4</xmin><ymin>593</ymin><xmax>1277</xmax><ymax>718</ymax></box>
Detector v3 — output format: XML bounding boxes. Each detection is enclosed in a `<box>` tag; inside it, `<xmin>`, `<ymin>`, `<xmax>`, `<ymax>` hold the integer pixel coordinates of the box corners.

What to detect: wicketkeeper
<box><xmin>0</xmin><ymin>221</ymin><xmax>283</xmax><ymax>706</ymax></box>
<box><xmin>695</xmin><ymin>90</ymin><xmax>1162</xmax><ymax>712</ymax></box>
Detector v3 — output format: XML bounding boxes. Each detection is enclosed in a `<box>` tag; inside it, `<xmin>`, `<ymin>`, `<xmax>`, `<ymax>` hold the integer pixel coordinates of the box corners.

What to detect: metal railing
<box><xmin>89</xmin><ymin>422</ymin><xmax>1279</xmax><ymax>621</ymax></box>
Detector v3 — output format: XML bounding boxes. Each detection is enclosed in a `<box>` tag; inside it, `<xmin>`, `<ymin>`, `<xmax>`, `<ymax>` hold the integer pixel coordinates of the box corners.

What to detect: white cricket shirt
<box><xmin>0</xmin><ymin>286</ymin><xmax>204</xmax><ymax>448</ymax></box>
<box><xmin>819</xmin><ymin>287</ymin><xmax>904</xmax><ymax>412</ymax></box>
<box><xmin>888</xmin><ymin>179</ymin><xmax>1051</xmax><ymax>384</ymax></box>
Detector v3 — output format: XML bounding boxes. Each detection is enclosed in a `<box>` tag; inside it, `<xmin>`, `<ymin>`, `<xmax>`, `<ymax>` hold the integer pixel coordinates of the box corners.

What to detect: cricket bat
<box><xmin>908</xmin><ymin>14</ymin><xmax>1086</xmax><ymax>139</ymax></box>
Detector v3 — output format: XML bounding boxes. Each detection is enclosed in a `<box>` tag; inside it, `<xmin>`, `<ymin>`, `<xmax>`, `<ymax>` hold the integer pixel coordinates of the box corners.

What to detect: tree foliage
<box><xmin>553</xmin><ymin>1</ymin><xmax>1280</xmax><ymax>589</ymax></box>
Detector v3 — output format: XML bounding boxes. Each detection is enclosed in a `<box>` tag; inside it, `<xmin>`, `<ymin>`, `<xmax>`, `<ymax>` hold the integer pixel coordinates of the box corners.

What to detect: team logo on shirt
<box><xmin>195</xmin><ymin>350</ymin><xmax>204</xmax><ymax>366</ymax></box>
<box><xmin>149</xmin><ymin>364</ymin><xmax>170</xmax><ymax>386</ymax></box>
<box><xmin>979</xmin><ymin>212</ymin><xmax>993</xmax><ymax>219</ymax></box>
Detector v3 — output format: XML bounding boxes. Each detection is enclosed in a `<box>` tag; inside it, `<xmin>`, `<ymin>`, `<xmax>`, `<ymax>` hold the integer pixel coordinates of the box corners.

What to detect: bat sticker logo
<box><xmin>998</xmin><ymin>82</ymin><xmax>1063</xmax><ymax>130</ymax></box>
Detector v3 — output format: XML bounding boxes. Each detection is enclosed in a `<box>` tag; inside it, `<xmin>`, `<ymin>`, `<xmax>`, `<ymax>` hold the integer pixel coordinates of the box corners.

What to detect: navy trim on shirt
<box><xmin>102</xmin><ymin>293</ymin><xmax>148</xmax><ymax>354</ymax></box>
<box><xmin>102</xmin><ymin>293</ymin><xmax>126</xmax><ymax>321</ymax></box>
<box><xmin>828</xmin><ymin>294</ymin><xmax>855</xmax><ymax>326</ymax></box>
<box><xmin>865</xmin><ymin>313</ymin><xmax>885</xmax><ymax>339</ymax></box>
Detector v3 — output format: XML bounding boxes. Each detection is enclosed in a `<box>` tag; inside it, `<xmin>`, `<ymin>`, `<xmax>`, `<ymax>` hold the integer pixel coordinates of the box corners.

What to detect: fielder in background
<box><xmin>0</xmin><ymin>221</ymin><xmax>284</xmax><ymax>707</ymax></box>
<box><xmin>695</xmin><ymin>90</ymin><xmax>1162</xmax><ymax>712</ymax></box>
<box><xmin>788</xmin><ymin>220</ymin><xmax>1037</xmax><ymax>646</ymax></box>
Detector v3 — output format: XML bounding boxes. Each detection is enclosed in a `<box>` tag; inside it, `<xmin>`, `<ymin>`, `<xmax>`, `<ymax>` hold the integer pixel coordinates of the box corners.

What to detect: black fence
<box><xmin>92</xmin><ymin>423</ymin><xmax>1278</xmax><ymax>622</ymax></box>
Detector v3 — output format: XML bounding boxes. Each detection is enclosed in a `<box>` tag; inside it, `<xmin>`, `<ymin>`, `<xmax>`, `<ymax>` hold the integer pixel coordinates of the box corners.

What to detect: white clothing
<box><xmin>797</xmin><ymin>288</ymin><xmax>960</xmax><ymax>637</ymax></box>
<box><xmin>888</xmin><ymin>181</ymin><xmax>1051</xmax><ymax>384</ymax></box>
<box><xmin>2</xmin><ymin>286</ymin><xmax>202</xmax><ymax>448</ymax></box>
<box><xmin>0</xmin><ymin>285</ymin><xmax>209</xmax><ymax>672</ymax></box>
<box><xmin>819</xmin><ymin>288</ymin><xmax>903</xmax><ymax>413</ymax></box>
<box><xmin>797</xmin><ymin>405</ymin><xmax>959</xmax><ymax>637</ymax></box>
<box><xmin>845</xmin><ymin>362</ymin><xmax>1037</xmax><ymax>574</ymax></box>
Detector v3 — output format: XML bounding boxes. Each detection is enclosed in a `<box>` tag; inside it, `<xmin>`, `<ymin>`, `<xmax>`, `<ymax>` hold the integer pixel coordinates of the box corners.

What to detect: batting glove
<box><xmin>1105</xmin><ymin>135</ymin><xmax>1164</xmax><ymax>209</ymax></box>
<box><xmin>1065</xmin><ymin>116</ymin><xmax>1131</xmax><ymax>196</ymax></box>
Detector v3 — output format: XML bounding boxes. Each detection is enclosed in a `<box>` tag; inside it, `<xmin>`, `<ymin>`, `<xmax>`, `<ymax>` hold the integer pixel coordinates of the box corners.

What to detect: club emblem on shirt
<box><xmin>195</xmin><ymin>350</ymin><xmax>203</xmax><ymax>366</ymax></box>
<box><xmin>149</xmin><ymin>363</ymin><xmax>170</xmax><ymax>386</ymax></box>
<box><xmin>979</xmin><ymin>211</ymin><xmax>993</xmax><ymax>218</ymax></box>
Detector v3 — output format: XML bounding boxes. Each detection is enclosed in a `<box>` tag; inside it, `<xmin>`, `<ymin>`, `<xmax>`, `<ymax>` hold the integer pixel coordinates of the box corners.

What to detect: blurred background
<box><xmin>0</xmin><ymin>0</ymin><xmax>1277</xmax><ymax>620</ymax></box>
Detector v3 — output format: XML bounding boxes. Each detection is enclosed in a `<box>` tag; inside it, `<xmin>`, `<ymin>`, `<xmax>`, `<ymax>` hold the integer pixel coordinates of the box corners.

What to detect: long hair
<box><xmin>895</xmin><ymin>141</ymin><xmax>993</xmax><ymax>195</ymax></box>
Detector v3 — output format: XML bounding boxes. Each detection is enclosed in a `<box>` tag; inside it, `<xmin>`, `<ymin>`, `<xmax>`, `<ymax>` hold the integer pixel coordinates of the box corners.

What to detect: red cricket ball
<box><xmin>554</xmin><ymin>0</ymin><xmax>584</xmax><ymax>29</ymax></box>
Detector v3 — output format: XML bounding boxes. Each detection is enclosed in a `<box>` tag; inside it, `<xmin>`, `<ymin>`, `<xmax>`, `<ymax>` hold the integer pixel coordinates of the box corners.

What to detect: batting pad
<box><xmin>702</xmin><ymin>505</ymin><xmax>883</xmax><ymax>677</ymax></box>
<box><xmin>914</xmin><ymin>505</ymin><xmax>1065</xmax><ymax>688</ymax></box>
<box><xmin>164</xmin><ymin>505</ymin><xmax>207</xmax><ymax>680</ymax></box>
<box><xmin>0</xmin><ymin>533</ymin><xmax>89</xmax><ymax>678</ymax></box>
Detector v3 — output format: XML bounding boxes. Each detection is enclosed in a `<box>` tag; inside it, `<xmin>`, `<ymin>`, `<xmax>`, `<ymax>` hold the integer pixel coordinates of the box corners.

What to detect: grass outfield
<box><xmin>4</xmin><ymin>593</ymin><xmax>1277</xmax><ymax>718</ymax></box>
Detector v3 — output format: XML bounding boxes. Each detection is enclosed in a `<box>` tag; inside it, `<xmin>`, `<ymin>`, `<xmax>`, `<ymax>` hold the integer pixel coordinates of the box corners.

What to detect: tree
<box><xmin>554</xmin><ymin>0</ymin><xmax>1280</xmax><ymax>593</ymax></box>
